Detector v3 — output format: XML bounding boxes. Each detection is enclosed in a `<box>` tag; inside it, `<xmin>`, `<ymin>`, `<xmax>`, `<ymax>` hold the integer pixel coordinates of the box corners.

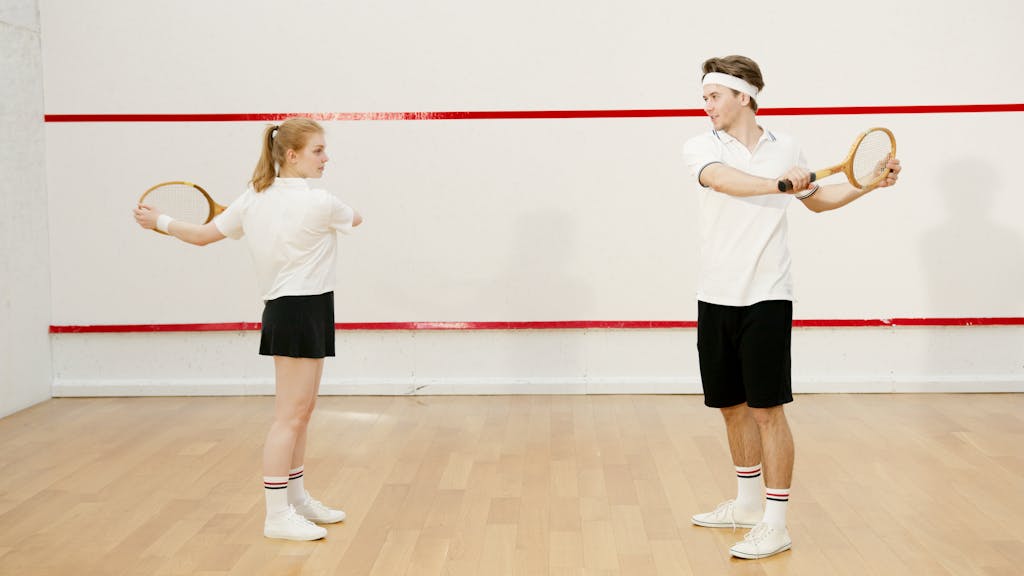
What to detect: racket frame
<box><xmin>778</xmin><ymin>127</ymin><xmax>896</xmax><ymax>192</ymax></box>
<box><xmin>139</xmin><ymin>181</ymin><xmax>226</xmax><ymax>235</ymax></box>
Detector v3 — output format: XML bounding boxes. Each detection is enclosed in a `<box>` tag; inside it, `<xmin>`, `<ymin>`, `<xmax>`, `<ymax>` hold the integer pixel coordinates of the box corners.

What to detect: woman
<box><xmin>133</xmin><ymin>117</ymin><xmax>363</xmax><ymax>541</ymax></box>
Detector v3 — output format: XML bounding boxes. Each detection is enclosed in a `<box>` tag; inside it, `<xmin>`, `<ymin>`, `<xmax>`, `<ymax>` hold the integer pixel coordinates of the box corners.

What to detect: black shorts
<box><xmin>259</xmin><ymin>291</ymin><xmax>336</xmax><ymax>358</ymax></box>
<box><xmin>696</xmin><ymin>299</ymin><xmax>793</xmax><ymax>409</ymax></box>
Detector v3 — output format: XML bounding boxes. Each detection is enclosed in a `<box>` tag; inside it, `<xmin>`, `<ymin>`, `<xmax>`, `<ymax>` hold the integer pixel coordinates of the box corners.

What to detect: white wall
<box><xmin>51</xmin><ymin>326</ymin><xmax>1024</xmax><ymax>397</ymax></box>
<box><xmin>38</xmin><ymin>0</ymin><xmax>1024</xmax><ymax>395</ymax></box>
<box><xmin>1</xmin><ymin>0</ymin><xmax>52</xmax><ymax>416</ymax></box>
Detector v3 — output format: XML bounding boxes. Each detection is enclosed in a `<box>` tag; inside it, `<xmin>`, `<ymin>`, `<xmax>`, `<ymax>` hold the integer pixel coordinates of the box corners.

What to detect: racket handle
<box><xmin>777</xmin><ymin>172</ymin><xmax>818</xmax><ymax>192</ymax></box>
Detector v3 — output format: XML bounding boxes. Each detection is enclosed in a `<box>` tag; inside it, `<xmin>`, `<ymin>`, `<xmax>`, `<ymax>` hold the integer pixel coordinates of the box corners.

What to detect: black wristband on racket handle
<box><xmin>778</xmin><ymin>172</ymin><xmax>817</xmax><ymax>192</ymax></box>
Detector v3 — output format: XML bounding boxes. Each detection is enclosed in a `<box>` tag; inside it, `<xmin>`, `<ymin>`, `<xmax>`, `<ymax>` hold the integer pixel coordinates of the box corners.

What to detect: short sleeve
<box><xmin>328</xmin><ymin>195</ymin><xmax>356</xmax><ymax>234</ymax></box>
<box><xmin>682</xmin><ymin>134</ymin><xmax>722</xmax><ymax>188</ymax></box>
<box><xmin>212</xmin><ymin>189</ymin><xmax>250</xmax><ymax>240</ymax></box>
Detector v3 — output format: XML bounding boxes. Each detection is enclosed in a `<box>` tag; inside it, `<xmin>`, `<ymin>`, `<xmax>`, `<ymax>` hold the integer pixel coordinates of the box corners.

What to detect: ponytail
<box><xmin>249</xmin><ymin>118</ymin><xmax>324</xmax><ymax>193</ymax></box>
<box><xmin>250</xmin><ymin>125</ymin><xmax>278</xmax><ymax>193</ymax></box>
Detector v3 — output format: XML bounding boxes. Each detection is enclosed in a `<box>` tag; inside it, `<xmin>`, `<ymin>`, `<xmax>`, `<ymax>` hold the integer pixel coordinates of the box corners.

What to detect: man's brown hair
<box><xmin>702</xmin><ymin>55</ymin><xmax>765</xmax><ymax>112</ymax></box>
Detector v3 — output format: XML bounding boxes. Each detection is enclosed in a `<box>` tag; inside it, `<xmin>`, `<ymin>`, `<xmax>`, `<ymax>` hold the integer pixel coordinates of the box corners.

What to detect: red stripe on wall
<box><xmin>42</xmin><ymin>103</ymin><xmax>1024</xmax><ymax>123</ymax></box>
<box><xmin>48</xmin><ymin>317</ymin><xmax>1024</xmax><ymax>334</ymax></box>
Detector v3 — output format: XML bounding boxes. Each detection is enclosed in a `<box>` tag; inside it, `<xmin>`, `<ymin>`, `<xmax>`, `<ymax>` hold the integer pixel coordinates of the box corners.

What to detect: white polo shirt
<box><xmin>682</xmin><ymin>127</ymin><xmax>806</xmax><ymax>306</ymax></box>
<box><xmin>214</xmin><ymin>178</ymin><xmax>356</xmax><ymax>302</ymax></box>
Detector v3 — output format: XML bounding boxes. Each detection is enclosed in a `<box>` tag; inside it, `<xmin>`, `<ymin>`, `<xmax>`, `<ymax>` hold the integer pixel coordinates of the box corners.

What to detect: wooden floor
<box><xmin>1</xmin><ymin>394</ymin><xmax>1022</xmax><ymax>575</ymax></box>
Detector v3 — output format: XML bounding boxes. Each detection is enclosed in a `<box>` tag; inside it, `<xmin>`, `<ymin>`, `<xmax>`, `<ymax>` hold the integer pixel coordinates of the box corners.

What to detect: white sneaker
<box><xmin>293</xmin><ymin>492</ymin><xmax>346</xmax><ymax>524</ymax></box>
<box><xmin>691</xmin><ymin>499</ymin><xmax>761</xmax><ymax>529</ymax></box>
<box><xmin>264</xmin><ymin>505</ymin><xmax>328</xmax><ymax>541</ymax></box>
<box><xmin>729</xmin><ymin>523</ymin><xmax>792</xmax><ymax>559</ymax></box>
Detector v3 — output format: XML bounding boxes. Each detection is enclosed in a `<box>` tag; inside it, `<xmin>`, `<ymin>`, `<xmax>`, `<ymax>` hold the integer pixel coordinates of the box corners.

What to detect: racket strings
<box><xmin>851</xmin><ymin>130</ymin><xmax>894</xmax><ymax>188</ymax></box>
<box><xmin>142</xmin><ymin>184</ymin><xmax>212</xmax><ymax>225</ymax></box>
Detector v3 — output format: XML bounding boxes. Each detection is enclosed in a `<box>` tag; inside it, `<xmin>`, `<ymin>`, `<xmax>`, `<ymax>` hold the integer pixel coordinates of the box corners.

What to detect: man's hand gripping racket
<box><xmin>778</xmin><ymin>127</ymin><xmax>898</xmax><ymax>193</ymax></box>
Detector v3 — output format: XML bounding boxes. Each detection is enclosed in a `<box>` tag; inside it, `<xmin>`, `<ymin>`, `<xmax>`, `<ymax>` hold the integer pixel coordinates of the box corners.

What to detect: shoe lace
<box><xmin>710</xmin><ymin>499</ymin><xmax>740</xmax><ymax>531</ymax></box>
<box><xmin>301</xmin><ymin>493</ymin><xmax>330</xmax><ymax>513</ymax></box>
<box><xmin>285</xmin><ymin>505</ymin><xmax>317</xmax><ymax>527</ymax></box>
<box><xmin>742</xmin><ymin>523</ymin><xmax>773</xmax><ymax>544</ymax></box>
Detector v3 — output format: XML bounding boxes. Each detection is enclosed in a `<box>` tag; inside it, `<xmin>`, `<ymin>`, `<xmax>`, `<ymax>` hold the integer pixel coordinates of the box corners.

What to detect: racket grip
<box><xmin>777</xmin><ymin>172</ymin><xmax>818</xmax><ymax>192</ymax></box>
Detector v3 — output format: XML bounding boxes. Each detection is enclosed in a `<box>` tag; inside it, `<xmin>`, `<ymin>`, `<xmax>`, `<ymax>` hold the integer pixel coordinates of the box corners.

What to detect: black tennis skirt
<box><xmin>259</xmin><ymin>291</ymin><xmax>335</xmax><ymax>358</ymax></box>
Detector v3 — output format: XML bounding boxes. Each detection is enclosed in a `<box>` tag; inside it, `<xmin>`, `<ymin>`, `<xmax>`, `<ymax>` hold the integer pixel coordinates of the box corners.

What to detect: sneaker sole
<box><xmin>691</xmin><ymin>518</ymin><xmax>759</xmax><ymax>529</ymax></box>
<box><xmin>263</xmin><ymin>529</ymin><xmax>327</xmax><ymax>541</ymax></box>
<box><xmin>305</xmin><ymin>514</ymin><xmax>346</xmax><ymax>525</ymax></box>
<box><xmin>729</xmin><ymin>542</ymin><xmax>792</xmax><ymax>559</ymax></box>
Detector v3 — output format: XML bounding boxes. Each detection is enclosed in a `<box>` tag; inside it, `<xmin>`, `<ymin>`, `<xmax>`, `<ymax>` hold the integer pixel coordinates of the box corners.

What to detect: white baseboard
<box><xmin>51</xmin><ymin>377</ymin><xmax>703</xmax><ymax>397</ymax></box>
<box><xmin>792</xmin><ymin>375</ymin><xmax>1024</xmax><ymax>393</ymax></box>
<box><xmin>51</xmin><ymin>375</ymin><xmax>1023</xmax><ymax>397</ymax></box>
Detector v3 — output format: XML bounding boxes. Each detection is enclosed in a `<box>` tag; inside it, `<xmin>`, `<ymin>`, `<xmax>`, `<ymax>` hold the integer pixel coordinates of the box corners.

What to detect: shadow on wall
<box><xmin>920</xmin><ymin>156</ymin><xmax>1024</xmax><ymax>373</ymax></box>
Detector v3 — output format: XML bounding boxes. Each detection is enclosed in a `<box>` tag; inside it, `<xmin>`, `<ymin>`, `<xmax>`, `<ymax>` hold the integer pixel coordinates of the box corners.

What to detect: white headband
<box><xmin>702</xmin><ymin>72</ymin><xmax>760</xmax><ymax>99</ymax></box>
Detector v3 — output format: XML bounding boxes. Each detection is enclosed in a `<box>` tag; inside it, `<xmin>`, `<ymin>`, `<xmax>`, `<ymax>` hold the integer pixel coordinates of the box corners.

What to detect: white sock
<box><xmin>763</xmin><ymin>487</ymin><xmax>790</xmax><ymax>528</ymax></box>
<box><xmin>735</xmin><ymin>464</ymin><xmax>763</xmax><ymax>511</ymax></box>
<box><xmin>264</xmin><ymin>476</ymin><xmax>289</xmax><ymax>516</ymax></box>
<box><xmin>287</xmin><ymin>466</ymin><xmax>307</xmax><ymax>506</ymax></box>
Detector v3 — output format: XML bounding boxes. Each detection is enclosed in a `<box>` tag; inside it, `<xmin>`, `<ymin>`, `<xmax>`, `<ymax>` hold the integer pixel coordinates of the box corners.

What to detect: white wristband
<box><xmin>156</xmin><ymin>214</ymin><xmax>175</xmax><ymax>233</ymax></box>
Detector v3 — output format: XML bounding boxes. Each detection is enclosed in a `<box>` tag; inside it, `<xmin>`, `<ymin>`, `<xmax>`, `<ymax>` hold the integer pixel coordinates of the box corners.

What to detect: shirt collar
<box><xmin>273</xmin><ymin>177</ymin><xmax>310</xmax><ymax>190</ymax></box>
<box><xmin>713</xmin><ymin>125</ymin><xmax>776</xmax><ymax>145</ymax></box>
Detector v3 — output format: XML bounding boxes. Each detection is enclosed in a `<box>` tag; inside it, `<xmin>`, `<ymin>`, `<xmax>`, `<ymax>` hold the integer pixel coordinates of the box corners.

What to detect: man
<box><xmin>682</xmin><ymin>55</ymin><xmax>901</xmax><ymax>559</ymax></box>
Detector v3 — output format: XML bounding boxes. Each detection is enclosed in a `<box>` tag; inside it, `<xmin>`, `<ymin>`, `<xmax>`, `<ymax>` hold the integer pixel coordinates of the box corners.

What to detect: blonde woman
<box><xmin>134</xmin><ymin>118</ymin><xmax>363</xmax><ymax>540</ymax></box>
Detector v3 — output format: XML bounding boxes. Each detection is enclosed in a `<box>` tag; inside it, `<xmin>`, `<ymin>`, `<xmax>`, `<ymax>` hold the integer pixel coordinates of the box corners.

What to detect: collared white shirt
<box><xmin>682</xmin><ymin>127</ymin><xmax>806</xmax><ymax>306</ymax></box>
<box><xmin>214</xmin><ymin>178</ymin><xmax>356</xmax><ymax>301</ymax></box>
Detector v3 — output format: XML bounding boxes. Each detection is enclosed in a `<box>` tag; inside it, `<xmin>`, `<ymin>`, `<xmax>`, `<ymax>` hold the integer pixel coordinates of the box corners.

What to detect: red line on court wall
<box><xmin>42</xmin><ymin>103</ymin><xmax>1024</xmax><ymax>123</ymax></box>
<box><xmin>43</xmin><ymin>103</ymin><xmax>1024</xmax><ymax>335</ymax></box>
<box><xmin>48</xmin><ymin>318</ymin><xmax>1024</xmax><ymax>334</ymax></box>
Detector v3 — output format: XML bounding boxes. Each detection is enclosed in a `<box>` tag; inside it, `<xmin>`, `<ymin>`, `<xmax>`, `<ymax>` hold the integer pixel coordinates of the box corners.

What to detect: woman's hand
<box><xmin>133</xmin><ymin>203</ymin><xmax>160</xmax><ymax>230</ymax></box>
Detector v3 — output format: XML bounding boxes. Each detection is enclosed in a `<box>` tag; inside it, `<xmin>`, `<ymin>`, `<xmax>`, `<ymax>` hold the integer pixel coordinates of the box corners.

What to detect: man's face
<box><xmin>702</xmin><ymin>84</ymin><xmax>747</xmax><ymax>131</ymax></box>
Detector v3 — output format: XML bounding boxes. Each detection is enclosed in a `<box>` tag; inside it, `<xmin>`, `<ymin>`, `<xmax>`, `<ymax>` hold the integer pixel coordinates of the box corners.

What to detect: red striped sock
<box><xmin>264</xmin><ymin>475</ymin><xmax>289</xmax><ymax>515</ymax></box>
<box><xmin>288</xmin><ymin>466</ymin><xmax>306</xmax><ymax>506</ymax></box>
<box><xmin>735</xmin><ymin>464</ymin><xmax>762</xmax><ymax>510</ymax></box>
<box><xmin>764</xmin><ymin>487</ymin><xmax>790</xmax><ymax>528</ymax></box>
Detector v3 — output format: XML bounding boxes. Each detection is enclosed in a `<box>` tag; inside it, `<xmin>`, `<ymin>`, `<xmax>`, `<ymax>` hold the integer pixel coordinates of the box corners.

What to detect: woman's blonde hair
<box><xmin>250</xmin><ymin>117</ymin><xmax>324</xmax><ymax>192</ymax></box>
<box><xmin>701</xmin><ymin>55</ymin><xmax>765</xmax><ymax>112</ymax></box>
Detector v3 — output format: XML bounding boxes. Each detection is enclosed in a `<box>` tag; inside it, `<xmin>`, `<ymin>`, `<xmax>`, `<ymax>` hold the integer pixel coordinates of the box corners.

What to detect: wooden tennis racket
<box><xmin>139</xmin><ymin>181</ymin><xmax>225</xmax><ymax>234</ymax></box>
<box><xmin>778</xmin><ymin>127</ymin><xmax>896</xmax><ymax>192</ymax></box>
